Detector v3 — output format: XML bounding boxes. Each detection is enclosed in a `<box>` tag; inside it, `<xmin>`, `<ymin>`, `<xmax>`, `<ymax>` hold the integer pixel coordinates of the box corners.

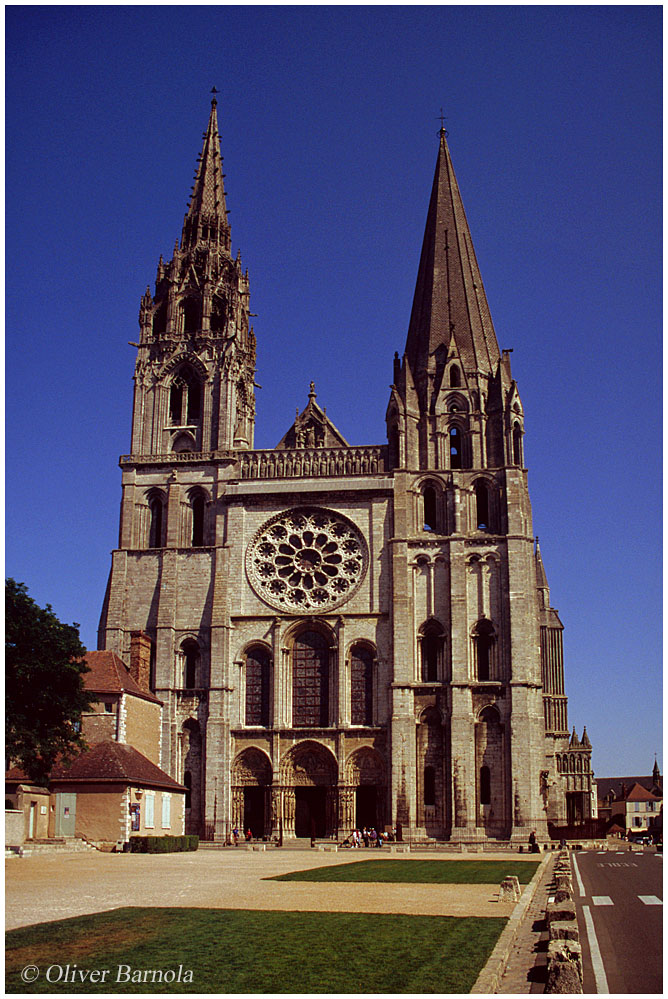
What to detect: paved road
<box><xmin>571</xmin><ymin>847</ymin><xmax>662</xmax><ymax>994</ymax></box>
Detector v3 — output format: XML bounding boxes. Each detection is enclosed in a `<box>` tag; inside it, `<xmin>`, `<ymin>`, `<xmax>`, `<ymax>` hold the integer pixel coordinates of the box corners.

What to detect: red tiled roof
<box><xmin>82</xmin><ymin>650</ymin><xmax>161</xmax><ymax>705</ymax></box>
<box><xmin>626</xmin><ymin>781</ymin><xmax>660</xmax><ymax>802</ymax></box>
<box><xmin>47</xmin><ymin>741</ymin><xmax>185</xmax><ymax>791</ymax></box>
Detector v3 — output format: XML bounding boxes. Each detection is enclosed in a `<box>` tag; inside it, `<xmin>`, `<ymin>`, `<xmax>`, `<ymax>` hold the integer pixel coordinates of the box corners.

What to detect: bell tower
<box><xmin>386</xmin><ymin>126</ymin><xmax>572</xmax><ymax>842</ymax></box>
<box><xmin>131</xmin><ymin>91</ymin><xmax>256</xmax><ymax>458</ymax></box>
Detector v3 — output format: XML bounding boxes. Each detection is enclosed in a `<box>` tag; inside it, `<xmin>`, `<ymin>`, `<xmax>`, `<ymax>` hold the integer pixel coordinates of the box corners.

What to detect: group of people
<box><xmin>231</xmin><ymin>827</ymin><xmax>253</xmax><ymax>845</ymax></box>
<box><xmin>342</xmin><ymin>827</ymin><xmax>389</xmax><ymax>848</ymax></box>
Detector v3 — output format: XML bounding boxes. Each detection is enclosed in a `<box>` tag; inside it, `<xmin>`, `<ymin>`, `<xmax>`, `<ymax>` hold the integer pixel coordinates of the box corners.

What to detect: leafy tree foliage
<box><xmin>6</xmin><ymin>579</ymin><xmax>94</xmax><ymax>785</ymax></box>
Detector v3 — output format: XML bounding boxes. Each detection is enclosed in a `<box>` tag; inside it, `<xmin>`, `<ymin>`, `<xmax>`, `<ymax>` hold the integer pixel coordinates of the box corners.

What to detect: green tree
<box><xmin>6</xmin><ymin>578</ymin><xmax>94</xmax><ymax>785</ymax></box>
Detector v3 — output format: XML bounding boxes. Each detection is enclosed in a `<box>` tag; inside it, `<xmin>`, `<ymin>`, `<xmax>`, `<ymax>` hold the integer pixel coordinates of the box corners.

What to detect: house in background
<box><xmin>596</xmin><ymin>761</ymin><xmax>662</xmax><ymax>839</ymax></box>
<box><xmin>6</xmin><ymin>634</ymin><xmax>186</xmax><ymax>851</ymax></box>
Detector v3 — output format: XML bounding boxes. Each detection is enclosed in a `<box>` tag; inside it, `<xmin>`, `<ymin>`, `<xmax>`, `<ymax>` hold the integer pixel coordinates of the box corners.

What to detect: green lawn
<box><xmin>6</xmin><ymin>907</ymin><xmax>507</xmax><ymax>994</ymax></box>
<box><xmin>269</xmin><ymin>858</ymin><xmax>540</xmax><ymax>884</ymax></box>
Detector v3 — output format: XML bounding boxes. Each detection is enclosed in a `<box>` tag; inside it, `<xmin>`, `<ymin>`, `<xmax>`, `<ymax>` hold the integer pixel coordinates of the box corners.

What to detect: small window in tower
<box><xmin>449</xmin><ymin>365</ymin><xmax>461</xmax><ymax>388</ymax></box>
<box><xmin>450</xmin><ymin>427</ymin><xmax>462</xmax><ymax>469</ymax></box>
<box><xmin>473</xmin><ymin>619</ymin><xmax>495</xmax><ymax>681</ymax></box>
<box><xmin>191</xmin><ymin>494</ymin><xmax>205</xmax><ymax>547</ymax></box>
<box><xmin>423</xmin><ymin>486</ymin><xmax>437</xmax><ymax>531</ymax></box>
<box><xmin>148</xmin><ymin>497</ymin><xmax>163</xmax><ymax>549</ymax></box>
<box><xmin>421</xmin><ymin>630</ymin><xmax>440</xmax><ymax>682</ymax></box>
<box><xmin>475</xmin><ymin>481</ymin><xmax>489</xmax><ymax>530</ymax></box>
<box><xmin>480</xmin><ymin>765</ymin><xmax>491</xmax><ymax>805</ymax></box>
<box><xmin>184</xmin><ymin>771</ymin><xmax>192</xmax><ymax>810</ymax></box>
<box><xmin>182</xmin><ymin>640</ymin><xmax>199</xmax><ymax>689</ymax></box>
<box><xmin>424</xmin><ymin>766</ymin><xmax>436</xmax><ymax>806</ymax></box>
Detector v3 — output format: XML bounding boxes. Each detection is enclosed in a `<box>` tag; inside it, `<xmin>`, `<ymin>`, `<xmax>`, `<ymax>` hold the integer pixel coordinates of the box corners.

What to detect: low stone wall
<box><xmin>544</xmin><ymin>850</ymin><xmax>583</xmax><ymax>993</ymax></box>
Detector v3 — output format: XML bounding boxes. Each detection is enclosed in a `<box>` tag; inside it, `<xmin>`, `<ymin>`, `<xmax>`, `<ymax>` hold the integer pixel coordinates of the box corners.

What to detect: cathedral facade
<box><xmin>99</xmin><ymin>97</ymin><xmax>593</xmax><ymax>843</ymax></box>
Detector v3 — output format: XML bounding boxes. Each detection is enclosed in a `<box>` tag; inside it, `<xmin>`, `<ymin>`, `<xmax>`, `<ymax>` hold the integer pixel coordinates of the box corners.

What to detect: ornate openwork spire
<box><xmin>181</xmin><ymin>91</ymin><xmax>230</xmax><ymax>252</ymax></box>
<box><xmin>404</xmin><ymin>129</ymin><xmax>501</xmax><ymax>379</ymax></box>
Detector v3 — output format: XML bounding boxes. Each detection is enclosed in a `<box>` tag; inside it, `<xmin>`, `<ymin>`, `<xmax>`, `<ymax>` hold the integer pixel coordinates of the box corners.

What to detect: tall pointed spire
<box><xmin>181</xmin><ymin>90</ymin><xmax>230</xmax><ymax>252</ymax></box>
<box><xmin>404</xmin><ymin>128</ymin><xmax>501</xmax><ymax>380</ymax></box>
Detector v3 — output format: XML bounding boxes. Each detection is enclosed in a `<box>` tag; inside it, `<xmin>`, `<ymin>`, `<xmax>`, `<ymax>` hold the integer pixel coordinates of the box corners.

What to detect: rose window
<box><xmin>246</xmin><ymin>507</ymin><xmax>368</xmax><ymax>612</ymax></box>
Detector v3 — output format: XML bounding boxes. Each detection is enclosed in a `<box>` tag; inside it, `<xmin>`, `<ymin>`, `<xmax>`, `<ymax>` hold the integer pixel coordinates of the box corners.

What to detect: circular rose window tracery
<box><xmin>246</xmin><ymin>507</ymin><xmax>368</xmax><ymax>613</ymax></box>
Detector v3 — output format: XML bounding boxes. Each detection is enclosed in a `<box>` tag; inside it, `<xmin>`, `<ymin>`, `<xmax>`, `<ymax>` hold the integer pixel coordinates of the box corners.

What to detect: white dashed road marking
<box><xmin>592</xmin><ymin>896</ymin><xmax>614</xmax><ymax>906</ymax></box>
<box><xmin>638</xmin><ymin>895</ymin><xmax>662</xmax><ymax>905</ymax></box>
<box><xmin>583</xmin><ymin>905</ymin><xmax>610</xmax><ymax>993</ymax></box>
<box><xmin>571</xmin><ymin>851</ymin><xmax>585</xmax><ymax>897</ymax></box>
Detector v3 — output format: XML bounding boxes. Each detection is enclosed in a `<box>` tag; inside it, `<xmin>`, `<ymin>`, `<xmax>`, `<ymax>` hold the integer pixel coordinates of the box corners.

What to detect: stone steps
<box><xmin>14</xmin><ymin>838</ymin><xmax>98</xmax><ymax>857</ymax></box>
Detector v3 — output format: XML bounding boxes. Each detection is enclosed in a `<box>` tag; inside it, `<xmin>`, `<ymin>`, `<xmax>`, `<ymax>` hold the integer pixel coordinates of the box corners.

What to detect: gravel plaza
<box><xmin>5</xmin><ymin>848</ymin><xmax>537</xmax><ymax>931</ymax></box>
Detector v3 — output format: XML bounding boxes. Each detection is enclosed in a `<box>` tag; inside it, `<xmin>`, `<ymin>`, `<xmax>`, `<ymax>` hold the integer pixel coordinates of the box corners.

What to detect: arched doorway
<box><xmin>232</xmin><ymin>748</ymin><xmax>273</xmax><ymax>839</ymax></box>
<box><xmin>280</xmin><ymin>741</ymin><xmax>338</xmax><ymax>839</ymax></box>
<box><xmin>344</xmin><ymin>747</ymin><xmax>386</xmax><ymax>835</ymax></box>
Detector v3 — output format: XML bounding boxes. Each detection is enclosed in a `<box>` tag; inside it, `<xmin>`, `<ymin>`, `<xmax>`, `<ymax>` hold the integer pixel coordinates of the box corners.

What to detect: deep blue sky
<box><xmin>6</xmin><ymin>7</ymin><xmax>661</xmax><ymax>778</ymax></box>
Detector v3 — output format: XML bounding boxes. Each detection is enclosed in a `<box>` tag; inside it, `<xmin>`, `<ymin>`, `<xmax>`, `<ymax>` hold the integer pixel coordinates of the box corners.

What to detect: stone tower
<box><xmin>99</xmin><ymin>104</ymin><xmax>592</xmax><ymax>842</ymax></box>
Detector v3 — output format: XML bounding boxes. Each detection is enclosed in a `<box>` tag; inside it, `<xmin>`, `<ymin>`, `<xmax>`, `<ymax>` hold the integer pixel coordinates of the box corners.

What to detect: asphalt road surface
<box><xmin>571</xmin><ymin>847</ymin><xmax>662</xmax><ymax>994</ymax></box>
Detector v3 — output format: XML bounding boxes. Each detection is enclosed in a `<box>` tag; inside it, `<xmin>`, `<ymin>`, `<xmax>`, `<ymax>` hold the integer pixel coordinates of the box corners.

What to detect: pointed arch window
<box><xmin>350</xmin><ymin>644</ymin><xmax>374</xmax><ymax>726</ymax></box>
<box><xmin>245</xmin><ymin>645</ymin><xmax>271</xmax><ymax>727</ymax></box>
<box><xmin>292</xmin><ymin>629</ymin><xmax>330</xmax><ymax>728</ymax></box>
<box><xmin>449</xmin><ymin>365</ymin><xmax>461</xmax><ymax>388</ymax></box>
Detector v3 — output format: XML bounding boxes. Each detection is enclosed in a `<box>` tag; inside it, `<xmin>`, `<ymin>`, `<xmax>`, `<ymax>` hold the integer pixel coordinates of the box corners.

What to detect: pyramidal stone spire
<box><xmin>181</xmin><ymin>91</ymin><xmax>230</xmax><ymax>252</ymax></box>
<box><xmin>404</xmin><ymin>127</ymin><xmax>501</xmax><ymax>380</ymax></box>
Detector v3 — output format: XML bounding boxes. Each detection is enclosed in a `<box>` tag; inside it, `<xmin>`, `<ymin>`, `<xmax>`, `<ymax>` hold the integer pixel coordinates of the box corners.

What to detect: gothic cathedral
<box><xmin>99</xmin><ymin>97</ymin><xmax>593</xmax><ymax>843</ymax></box>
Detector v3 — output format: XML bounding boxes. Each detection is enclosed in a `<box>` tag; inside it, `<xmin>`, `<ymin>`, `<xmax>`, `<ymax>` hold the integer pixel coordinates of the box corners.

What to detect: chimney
<box><xmin>130</xmin><ymin>631</ymin><xmax>152</xmax><ymax>692</ymax></box>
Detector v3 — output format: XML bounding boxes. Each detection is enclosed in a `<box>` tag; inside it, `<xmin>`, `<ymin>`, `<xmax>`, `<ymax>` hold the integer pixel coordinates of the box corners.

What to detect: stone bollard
<box><xmin>545</xmin><ymin>950</ymin><xmax>583</xmax><ymax>993</ymax></box>
<box><xmin>499</xmin><ymin>875</ymin><xmax>522</xmax><ymax>901</ymax></box>
<box><xmin>547</xmin><ymin>939</ymin><xmax>583</xmax><ymax>982</ymax></box>
<box><xmin>546</xmin><ymin>897</ymin><xmax>577</xmax><ymax>924</ymax></box>
<box><xmin>554</xmin><ymin>872</ymin><xmax>572</xmax><ymax>891</ymax></box>
<box><xmin>549</xmin><ymin>920</ymin><xmax>579</xmax><ymax>942</ymax></box>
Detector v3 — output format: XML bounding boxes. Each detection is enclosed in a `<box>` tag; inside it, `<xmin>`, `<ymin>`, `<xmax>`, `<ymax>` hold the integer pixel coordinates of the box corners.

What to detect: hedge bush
<box><xmin>129</xmin><ymin>834</ymin><xmax>199</xmax><ymax>853</ymax></box>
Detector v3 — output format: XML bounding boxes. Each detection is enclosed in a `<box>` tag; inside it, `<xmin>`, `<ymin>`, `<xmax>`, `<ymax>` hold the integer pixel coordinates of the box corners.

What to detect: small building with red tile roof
<box><xmin>6</xmin><ymin>634</ymin><xmax>186</xmax><ymax>850</ymax></box>
<box><xmin>81</xmin><ymin>648</ymin><xmax>163</xmax><ymax>767</ymax></box>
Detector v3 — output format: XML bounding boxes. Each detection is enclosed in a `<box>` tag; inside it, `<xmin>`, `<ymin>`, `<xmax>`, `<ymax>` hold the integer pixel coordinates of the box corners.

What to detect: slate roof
<box><xmin>403</xmin><ymin>128</ymin><xmax>501</xmax><ymax>381</ymax></box>
<box><xmin>83</xmin><ymin>649</ymin><xmax>161</xmax><ymax>705</ymax></box>
<box><xmin>596</xmin><ymin>775</ymin><xmax>662</xmax><ymax>802</ymax></box>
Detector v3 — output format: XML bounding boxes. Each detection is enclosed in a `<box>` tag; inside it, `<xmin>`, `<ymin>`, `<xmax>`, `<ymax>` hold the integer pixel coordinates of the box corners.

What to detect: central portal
<box><xmin>295</xmin><ymin>787</ymin><xmax>327</xmax><ymax>838</ymax></box>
